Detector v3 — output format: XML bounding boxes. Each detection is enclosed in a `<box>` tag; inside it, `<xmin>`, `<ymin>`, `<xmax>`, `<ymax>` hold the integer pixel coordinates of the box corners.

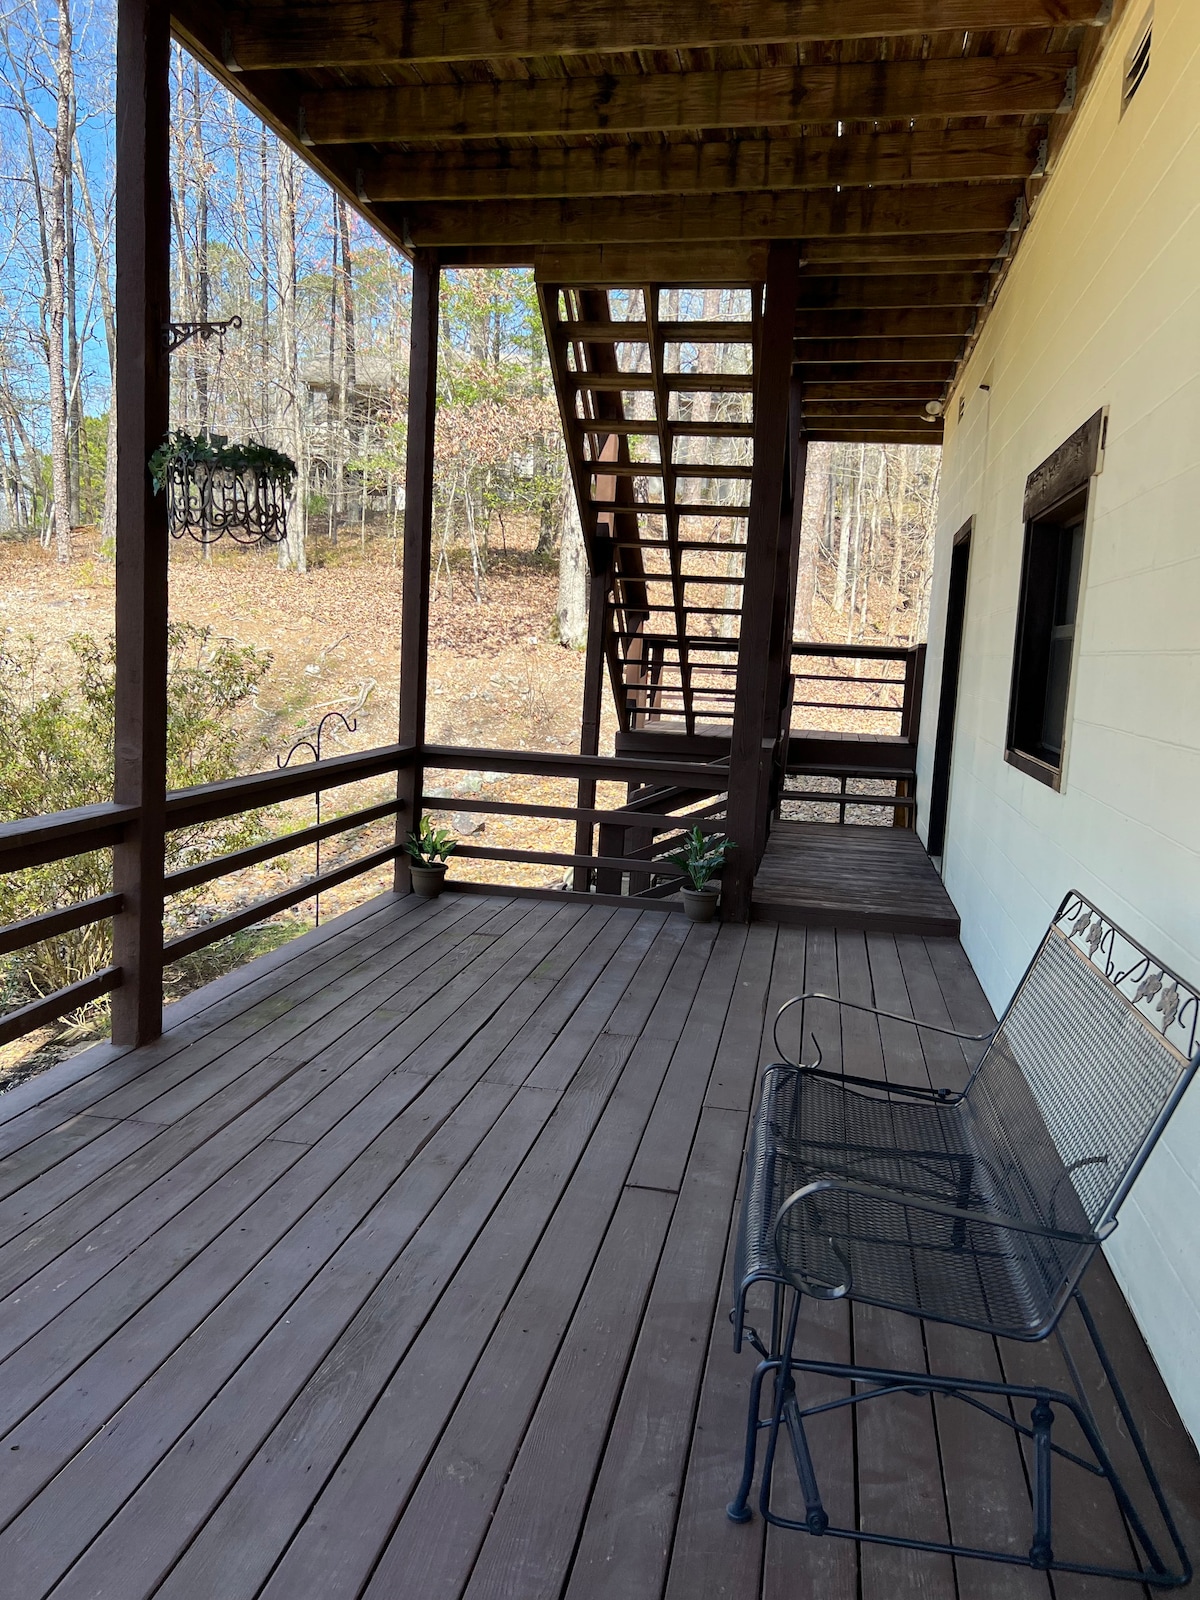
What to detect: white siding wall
<box><xmin>917</xmin><ymin>0</ymin><xmax>1200</xmax><ymax>1437</ymax></box>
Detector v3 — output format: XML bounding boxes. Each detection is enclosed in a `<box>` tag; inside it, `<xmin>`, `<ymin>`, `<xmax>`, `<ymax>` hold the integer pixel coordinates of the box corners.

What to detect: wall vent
<box><xmin>1121</xmin><ymin>9</ymin><xmax>1152</xmax><ymax>115</ymax></box>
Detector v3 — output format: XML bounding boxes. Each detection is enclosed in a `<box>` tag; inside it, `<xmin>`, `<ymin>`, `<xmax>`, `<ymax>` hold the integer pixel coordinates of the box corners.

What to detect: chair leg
<box><xmin>727</xmin><ymin>1357</ymin><xmax>773</xmax><ymax>1522</ymax></box>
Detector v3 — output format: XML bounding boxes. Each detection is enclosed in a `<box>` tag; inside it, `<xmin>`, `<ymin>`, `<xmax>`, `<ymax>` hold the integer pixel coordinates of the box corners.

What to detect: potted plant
<box><xmin>668</xmin><ymin>826</ymin><xmax>735</xmax><ymax>923</ymax></box>
<box><xmin>404</xmin><ymin>816</ymin><xmax>458</xmax><ymax>897</ymax></box>
<box><xmin>149</xmin><ymin>429</ymin><xmax>297</xmax><ymax>546</ymax></box>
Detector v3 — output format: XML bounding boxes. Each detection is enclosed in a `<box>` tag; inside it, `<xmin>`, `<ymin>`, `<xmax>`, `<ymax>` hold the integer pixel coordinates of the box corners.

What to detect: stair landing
<box><xmin>752</xmin><ymin>821</ymin><xmax>960</xmax><ymax>935</ymax></box>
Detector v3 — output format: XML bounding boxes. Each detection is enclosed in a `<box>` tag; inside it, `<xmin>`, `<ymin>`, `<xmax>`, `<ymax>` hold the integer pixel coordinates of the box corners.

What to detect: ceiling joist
<box><xmin>225</xmin><ymin>0</ymin><xmax>1107</xmax><ymax>71</ymax></box>
<box><xmin>301</xmin><ymin>57</ymin><xmax>1074</xmax><ymax>146</ymax></box>
<box><xmin>357</xmin><ymin>127</ymin><xmax>1045</xmax><ymax>204</ymax></box>
<box><xmin>390</xmin><ymin>183</ymin><xmax>1022</xmax><ymax>247</ymax></box>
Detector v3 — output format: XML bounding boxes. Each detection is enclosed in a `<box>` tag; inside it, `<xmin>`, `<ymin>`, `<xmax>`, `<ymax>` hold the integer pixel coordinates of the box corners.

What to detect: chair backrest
<box><xmin>964</xmin><ymin>892</ymin><xmax>1199</xmax><ymax>1234</ymax></box>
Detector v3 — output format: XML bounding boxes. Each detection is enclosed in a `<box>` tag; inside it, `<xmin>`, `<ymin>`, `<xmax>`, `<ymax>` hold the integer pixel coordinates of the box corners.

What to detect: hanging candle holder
<box><xmin>149</xmin><ymin>430</ymin><xmax>298</xmax><ymax>546</ymax></box>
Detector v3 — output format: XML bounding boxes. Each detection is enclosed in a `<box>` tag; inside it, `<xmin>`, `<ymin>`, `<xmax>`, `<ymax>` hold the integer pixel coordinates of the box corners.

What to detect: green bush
<box><xmin>0</xmin><ymin>623</ymin><xmax>273</xmax><ymax>1003</ymax></box>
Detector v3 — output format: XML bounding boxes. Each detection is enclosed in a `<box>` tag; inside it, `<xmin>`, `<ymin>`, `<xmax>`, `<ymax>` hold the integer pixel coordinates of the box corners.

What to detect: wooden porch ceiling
<box><xmin>173</xmin><ymin>0</ymin><xmax>1119</xmax><ymax>443</ymax></box>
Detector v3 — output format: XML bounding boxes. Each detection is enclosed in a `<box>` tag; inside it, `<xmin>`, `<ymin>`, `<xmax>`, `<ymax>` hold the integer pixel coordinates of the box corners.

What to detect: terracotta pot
<box><xmin>410</xmin><ymin>862</ymin><xmax>448</xmax><ymax>897</ymax></box>
<box><xmin>680</xmin><ymin>884</ymin><xmax>720</xmax><ymax>923</ymax></box>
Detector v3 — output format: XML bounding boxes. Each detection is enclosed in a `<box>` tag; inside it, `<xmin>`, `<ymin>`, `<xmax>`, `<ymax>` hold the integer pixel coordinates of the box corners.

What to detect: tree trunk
<box><xmin>46</xmin><ymin>0</ymin><xmax>76</xmax><ymax>562</ymax></box>
<box><xmin>75</xmin><ymin>149</ymin><xmax>117</xmax><ymax>552</ymax></box>
<box><xmin>833</xmin><ymin>444</ymin><xmax>864</xmax><ymax>614</ymax></box>
<box><xmin>556</xmin><ymin>471</ymin><xmax>588</xmax><ymax>648</ymax></box>
<box><xmin>793</xmin><ymin>439</ymin><xmax>830</xmax><ymax>641</ymax></box>
<box><xmin>276</xmin><ymin>147</ymin><xmax>307</xmax><ymax>572</ymax></box>
<box><xmin>65</xmin><ymin>93</ymin><xmax>83</xmax><ymax>530</ymax></box>
<box><xmin>192</xmin><ymin>61</ymin><xmax>209</xmax><ymax>428</ymax></box>
<box><xmin>337</xmin><ymin>193</ymin><xmax>357</xmax><ymax>530</ymax></box>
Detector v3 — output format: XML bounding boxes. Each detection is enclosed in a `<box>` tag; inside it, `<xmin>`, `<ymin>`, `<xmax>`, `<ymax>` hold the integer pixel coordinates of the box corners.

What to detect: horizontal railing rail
<box><xmin>0</xmin><ymin>968</ymin><xmax>122</xmax><ymax>1051</ymax></box>
<box><xmin>0</xmin><ymin>743</ymin><xmax>420</xmax><ymax>1049</ymax></box>
<box><xmin>425</xmin><ymin>745</ymin><xmax>729</xmax><ymax>900</ymax></box>
<box><xmin>0</xmin><ymin>802</ymin><xmax>138</xmax><ymax>874</ymax></box>
<box><xmin>164</xmin><ymin>742</ymin><xmax>416</xmax><ymax>829</ymax></box>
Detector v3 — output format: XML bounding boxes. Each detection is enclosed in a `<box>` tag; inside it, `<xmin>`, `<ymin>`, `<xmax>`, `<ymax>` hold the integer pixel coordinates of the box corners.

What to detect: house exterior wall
<box><xmin>917</xmin><ymin>0</ymin><xmax>1200</xmax><ymax>1437</ymax></box>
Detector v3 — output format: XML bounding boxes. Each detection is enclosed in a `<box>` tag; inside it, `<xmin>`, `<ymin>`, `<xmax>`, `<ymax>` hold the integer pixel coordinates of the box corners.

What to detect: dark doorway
<box><xmin>926</xmin><ymin>519</ymin><xmax>972</xmax><ymax>857</ymax></box>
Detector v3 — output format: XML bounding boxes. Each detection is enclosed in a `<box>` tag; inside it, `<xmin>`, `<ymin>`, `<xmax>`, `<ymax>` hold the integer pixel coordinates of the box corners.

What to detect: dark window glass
<box><xmin>1007</xmin><ymin>490</ymin><xmax>1086</xmax><ymax>783</ymax></box>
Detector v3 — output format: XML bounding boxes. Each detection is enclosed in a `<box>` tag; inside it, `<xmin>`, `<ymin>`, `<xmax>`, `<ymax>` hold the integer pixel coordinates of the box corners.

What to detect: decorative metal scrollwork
<box><xmin>149</xmin><ymin>431</ymin><xmax>296</xmax><ymax>546</ymax></box>
<box><xmin>163</xmin><ymin>315</ymin><xmax>243</xmax><ymax>354</ymax></box>
<box><xmin>1056</xmin><ymin>891</ymin><xmax>1200</xmax><ymax>1059</ymax></box>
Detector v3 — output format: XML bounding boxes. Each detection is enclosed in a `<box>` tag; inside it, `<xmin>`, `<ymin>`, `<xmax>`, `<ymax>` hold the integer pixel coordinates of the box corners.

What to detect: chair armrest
<box><xmin>772</xmin><ymin>991</ymin><xmax>995</xmax><ymax>1074</ymax></box>
<box><xmin>765</xmin><ymin>1060</ymin><xmax>962</xmax><ymax>1104</ymax></box>
<box><xmin>774</xmin><ymin>1176</ymin><xmax>1111</xmax><ymax>1268</ymax></box>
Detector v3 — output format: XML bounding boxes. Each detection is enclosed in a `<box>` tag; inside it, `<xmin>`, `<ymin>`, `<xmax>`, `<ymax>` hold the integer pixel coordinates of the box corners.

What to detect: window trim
<box><xmin>1005</xmin><ymin>412</ymin><xmax>1106</xmax><ymax>792</ymax></box>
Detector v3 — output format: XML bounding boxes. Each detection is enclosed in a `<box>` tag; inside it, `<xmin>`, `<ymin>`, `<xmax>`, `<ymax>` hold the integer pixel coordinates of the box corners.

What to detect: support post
<box><xmin>395</xmin><ymin>251</ymin><xmax>439</xmax><ymax>892</ymax></box>
<box><xmin>111</xmin><ymin>0</ymin><xmax>171</xmax><ymax>1045</ymax></box>
<box><xmin>756</xmin><ymin>377</ymin><xmax>808</xmax><ymax>857</ymax></box>
<box><xmin>573</xmin><ymin>550</ymin><xmax>610</xmax><ymax>890</ymax></box>
<box><xmin>723</xmin><ymin>241</ymin><xmax>801</xmax><ymax>923</ymax></box>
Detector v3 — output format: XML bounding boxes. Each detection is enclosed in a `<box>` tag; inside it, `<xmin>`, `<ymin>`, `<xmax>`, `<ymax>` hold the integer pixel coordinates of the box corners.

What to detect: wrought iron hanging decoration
<box><xmin>149</xmin><ymin>430</ymin><xmax>297</xmax><ymax>546</ymax></box>
<box><xmin>153</xmin><ymin>314</ymin><xmax>298</xmax><ymax>546</ymax></box>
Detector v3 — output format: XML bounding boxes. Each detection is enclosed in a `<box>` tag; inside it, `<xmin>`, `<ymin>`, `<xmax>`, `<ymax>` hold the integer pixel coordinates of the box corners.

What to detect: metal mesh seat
<box><xmin>728</xmin><ymin>891</ymin><xmax>1198</xmax><ymax>1585</ymax></box>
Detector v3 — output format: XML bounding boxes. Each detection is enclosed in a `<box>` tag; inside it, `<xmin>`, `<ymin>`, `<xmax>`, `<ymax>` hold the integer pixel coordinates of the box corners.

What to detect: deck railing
<box><xmin>422</xmin><ymin>745</ymin><xmax>727</xmax><ymax>901</ymax></box>
<box><xmin>788</xmin><ymin>641</ymin><xmax>924</xmax><ymax>740</ymax></box>
<box><xmin>0</xmin><ymin>742</ymin><xmax>729</xmax><ymax>1051</ymax></box>
<box><xmin>0</xmin><ymin>742</ymin><xmax>417</xmax><ymax>1051</ymax></box>
<box><xmin>783</xmin><ymin>642</ymin><xmax>925</xmax><ymax>826</ymax></box>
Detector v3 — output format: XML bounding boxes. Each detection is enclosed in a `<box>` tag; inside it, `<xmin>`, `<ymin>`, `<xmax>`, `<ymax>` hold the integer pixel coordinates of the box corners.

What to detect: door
<box><xmin>926</xmin><ymin>520</ymin><xmax>972</xmax><ymax>858</ymax></box>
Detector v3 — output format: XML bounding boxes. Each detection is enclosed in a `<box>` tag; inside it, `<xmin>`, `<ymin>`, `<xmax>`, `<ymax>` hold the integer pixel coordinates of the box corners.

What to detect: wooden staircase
<box><xmin>540</xmin><ymin>279</ymin><xmax>763</xmax><ymax>738</ymax></box>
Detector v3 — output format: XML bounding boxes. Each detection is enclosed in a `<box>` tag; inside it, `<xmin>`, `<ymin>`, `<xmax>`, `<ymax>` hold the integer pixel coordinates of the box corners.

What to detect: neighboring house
<box><xmin>917</xmin><ymin>0</ymin><xmax>1200</xmax><ymax>1438</ymax></box>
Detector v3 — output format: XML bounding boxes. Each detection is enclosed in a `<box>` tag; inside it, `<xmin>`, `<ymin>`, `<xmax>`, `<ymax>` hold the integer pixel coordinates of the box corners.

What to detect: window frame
<box><xmin>1004</xmin><ymin>410</ymin><xmax>1106</xmax><ymax>793</ymax></box>
<box><xmin>1005</xmin><ymin>489</ymin><xmax>1088</xmax><ymax>790</ymax></box>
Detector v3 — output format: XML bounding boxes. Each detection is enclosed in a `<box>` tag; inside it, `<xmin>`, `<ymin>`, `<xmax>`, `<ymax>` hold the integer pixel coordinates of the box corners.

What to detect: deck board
<box><xmin>0</xmin><ymin>892</ymin><xmax>1194</xmax><ymax>1599</ymax></box>
<box><xmin>753</xmin><ymin>821</ymin><xmax>961</xmax><ymax>935</ymax></box>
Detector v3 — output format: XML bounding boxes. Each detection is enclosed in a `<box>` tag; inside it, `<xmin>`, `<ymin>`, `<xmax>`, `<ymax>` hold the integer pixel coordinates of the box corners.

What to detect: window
<box><xmin>1121</xmin><ymin>8</ymin><xmax>1152</xmax><ymax>115</ymax></box>
<box><xmin>1007</xmin><ymin>493</ymin><xmax>1086</xmax><ymax>785</ymax></box>
<box><xmin>1006</xmin><ymin>409</ymin><xmax>1105</xmax><ymax>790</ymax></box>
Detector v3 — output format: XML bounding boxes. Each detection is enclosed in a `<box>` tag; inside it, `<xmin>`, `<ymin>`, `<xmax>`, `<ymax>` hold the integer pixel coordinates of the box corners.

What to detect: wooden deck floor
<box><xmin>753</xmin><ymin>820</ymin><xmax>961</xmax><ymax>935</ymax></box>
<box><xmin>0</xmin><ymin>891</ymin><xmax>1195</xmax><ymax>1600</ymax></box>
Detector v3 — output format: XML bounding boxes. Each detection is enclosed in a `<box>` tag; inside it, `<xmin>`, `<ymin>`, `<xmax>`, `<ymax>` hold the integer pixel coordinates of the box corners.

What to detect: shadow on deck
<box><xmin>753</xmin><ymin>820</ymin><xmax>961</xmax><ymax>936</ymax></box>
<box><xmin>0</xmin><ymin>892</ymin><xmax>1194</xmax><ymax>1599</ymax></box>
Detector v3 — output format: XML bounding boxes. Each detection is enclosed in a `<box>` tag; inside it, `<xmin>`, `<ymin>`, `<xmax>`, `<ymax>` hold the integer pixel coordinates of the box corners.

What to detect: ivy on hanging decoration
<box><xmin>148</xmin><ymin>430</ymin><xmax>298</xmax><ymax>546</ymax></box>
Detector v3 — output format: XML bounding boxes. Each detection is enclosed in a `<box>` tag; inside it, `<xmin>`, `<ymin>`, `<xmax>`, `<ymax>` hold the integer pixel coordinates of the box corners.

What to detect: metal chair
<box><xmin>729</xmin><ymin>890</ymin><xmax>1198</xmax><ymax>1585</ymax></box>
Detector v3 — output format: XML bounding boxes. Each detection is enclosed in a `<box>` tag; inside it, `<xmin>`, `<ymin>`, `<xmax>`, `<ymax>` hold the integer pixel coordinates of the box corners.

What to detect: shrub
<box><xmin>0</xmin><ymin>623</ymin><xmax>273</xmax><ymax>1002</ymax></box>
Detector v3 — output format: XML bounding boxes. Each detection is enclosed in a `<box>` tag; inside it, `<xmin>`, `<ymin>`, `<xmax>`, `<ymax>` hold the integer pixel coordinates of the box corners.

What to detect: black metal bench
<box><xmin>729</xmin><ymin>890</ymin><xmax>1198</xmax><ymax>1586</ymax></box>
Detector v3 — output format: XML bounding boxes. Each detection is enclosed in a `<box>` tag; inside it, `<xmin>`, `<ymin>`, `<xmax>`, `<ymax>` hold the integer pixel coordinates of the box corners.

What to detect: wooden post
<box><xmin>758</xmin><ymin>385</ymin><xmax>808</xmax><ymax>847</ymax></box>
<box><xmin>110</xmin><ymin>0</ymin><xmax>171</xmax><ymax>1046</ymax></box>
<box><xmin>395</xmin><ymin>250</ymin><xmax>439</xmax><ymax>892</ymax></box>
<box><xmin>573</xmin><ymin>552</ymin><xmax>610</xmax><ymax>890</ymax></box>
<box><xmin>722</xmin><ymin>240</ymin><xmax>801</xmax><ymax>923</ymax></box>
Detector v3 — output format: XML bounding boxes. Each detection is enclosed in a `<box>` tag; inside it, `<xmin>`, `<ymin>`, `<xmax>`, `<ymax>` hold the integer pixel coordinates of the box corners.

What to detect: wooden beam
<box><xmin>806</xmin><ymin>429</ymin><xmax>943</xmax><ymax>444</ymax></box>
<box><xmin>111</xmin><ymin>0</ymin><xmax>171</xmax><ymax>1047</ymax></box>
<box><xmin>794</xmin><ymin>308</ymin><xmax>976</xmax><ymax>338</ymax></box>
<box><xmin>794</xmin><ymin>337</ymin><xmax>965</xmax><ymax>362</ymax></box>
<box><xmin>535</xmin><ymin>242</ymin><xmax>769</xmax><ymax>284</ymax></box>
<box><xmin>802</xmin><ymin>230</ymin><xmax>1008</xmax><ymax>263</ymax></box>
<box><xmin>394</xmin><ymin>251</ymin><xmax>438</xmax><ymax>892</ymax></box>
<box><xmin>225</xmin><ymin>0</ymin><xmax>1107</xmax><ymax>70</ymax></box>
<box><xmin>795</xmin><ymin>272</ymin><xmax>990</xmax><ymax>308</ymax></box>
<box><xmin>799</xmin><ymin>362</ymin><xmax>957</xmax><ymax>384</ymax></box>
<box><xmin>802</xmin><ymin>381</ymin><xmax>948</xmax><ymax>400</ymax></box>
<box><xmin>392</xmin><ymin>184</ymin><xmax>1022</xmax><ymax>248</ymax></box>
<box><xmin>302</xmin><ymin>59</ymin><xmax>1073</xmax><ymax>145</ymax></box>
<box><xmin>802</xmin><ymin>399</ymin><xmax>944</xmax><ymax>417</ymax></box>
<box><xmin>573</xmin><ymin>560</ymin><xmax>612</xmax><ymax>890</ymax></box>
<box><xmin>724</xmin><ymin>241</ymin><xmax>799</xmax><ymax>923</ymax></box>
<box><xmin>359</xmin><ymin>127</ymin><xmax>1044</xmax><ymax>203</ymax></box>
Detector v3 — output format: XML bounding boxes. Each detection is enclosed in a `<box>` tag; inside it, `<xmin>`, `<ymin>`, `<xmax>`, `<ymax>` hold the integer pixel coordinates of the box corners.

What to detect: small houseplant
<box><xmin>668</xmin><ymin>826</ymin><xmax>735</xmax><ymax>923</ymax></box>
<box><xmin>404</xmin><ymin>816</ymin><xmax>458</xmax><ymax>896</ymax></box>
